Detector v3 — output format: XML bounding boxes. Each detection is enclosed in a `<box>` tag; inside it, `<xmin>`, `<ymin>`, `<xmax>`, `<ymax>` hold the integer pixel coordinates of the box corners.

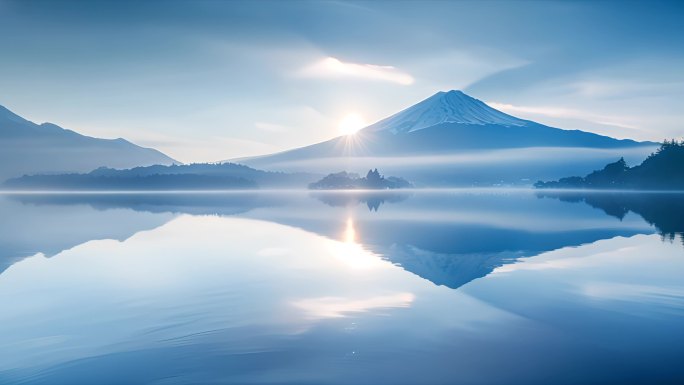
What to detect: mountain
<box><xmin>0</xmin><ymin>104</ymin><xmax>177</xmax><ymax>182</ymax></box>
<box><xmin>535</xmin><ymin>140</ymin><xmax>684</xmax><ymax>190</ymax></box>
<box><xmin>236</xmin><ymin>90</ymin><xmax>656</xmax><ymax>185</ymax></box>
<box><xmin>366</xmin><ymin>90</ymin><xmax>528</xmax><ymax>134</ymax></box>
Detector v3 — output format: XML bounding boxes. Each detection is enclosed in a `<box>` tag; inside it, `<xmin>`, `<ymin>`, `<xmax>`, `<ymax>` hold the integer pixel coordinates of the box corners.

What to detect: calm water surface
<box><xmin>0</xmin><ymin>190</ymin><xmax>683</xmax><ymax>384</ymax></box>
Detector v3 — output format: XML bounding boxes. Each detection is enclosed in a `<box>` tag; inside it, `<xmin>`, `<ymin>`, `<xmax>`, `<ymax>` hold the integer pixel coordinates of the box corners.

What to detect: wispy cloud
<box><xmin>298</xmin><ymin>57</ymin><xmax>414</xmax><ymax>85</ymax></box>
<box><xmin>131</xmin><ymin>132</ymin><xmax>278</xmax><ymax>164</ymax></box>
<box><xmin>254</xmin><ymin>121</ymin><xmax>289</xmax><ymax>133</ymax></box>
<box><xmin>570</xmin><ymin>79</ymin><xmax>684</xmax><ymax>99</ymax></box>
<box><xmin>488</xmin><ymin>102</ymin><xmax>640</xmax><ymax>130</ymax></box>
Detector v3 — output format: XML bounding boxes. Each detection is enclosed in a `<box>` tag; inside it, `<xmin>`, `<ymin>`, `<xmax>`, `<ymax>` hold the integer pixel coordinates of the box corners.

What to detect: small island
<box><xmin>535</xmin><ymin>140</ymin><xmax>684</xmax><ymax>190</ymax></box>
<box><xmin>308</xmin><ymin>169</ymin><xmax>412</xmax><ymax>190</ymax></box>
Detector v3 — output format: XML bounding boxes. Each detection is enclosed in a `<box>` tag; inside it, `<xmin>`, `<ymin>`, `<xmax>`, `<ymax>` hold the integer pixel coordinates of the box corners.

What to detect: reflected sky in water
<box><xmin>0</xmin><ymin>190</ymin><xmax>682</xmax><ymax>384</ymax></box>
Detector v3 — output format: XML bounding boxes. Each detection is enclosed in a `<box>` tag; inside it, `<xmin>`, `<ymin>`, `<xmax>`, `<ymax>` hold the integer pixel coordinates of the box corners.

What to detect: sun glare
<box><xmin>338</xmin><ymin>113</ymin><xmax>367</xmax><ymax>136</ymax></box>
<box><xmin>344</xmin><ymin>217</ymin><xmax>356</xmax><ymax>243</ymax></box>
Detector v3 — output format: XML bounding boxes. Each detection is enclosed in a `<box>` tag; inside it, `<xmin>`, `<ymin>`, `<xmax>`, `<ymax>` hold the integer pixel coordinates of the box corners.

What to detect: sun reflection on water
<box><xmin>344</xmin><ymin>217</ymin><xmax>356</xmax><ymax>243</ymax></box>
<box><xmin>327</xmin><ymin>216</ymin><xmax>386</xmax><ymax>270</ymax></box>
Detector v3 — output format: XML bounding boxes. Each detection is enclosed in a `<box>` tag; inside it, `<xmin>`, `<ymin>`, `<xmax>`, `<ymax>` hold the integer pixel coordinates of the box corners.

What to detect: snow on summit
<box><xmin>366</xmin><ymin>90</ymin><xmax>527</xmax><ymax>134</ymax></box>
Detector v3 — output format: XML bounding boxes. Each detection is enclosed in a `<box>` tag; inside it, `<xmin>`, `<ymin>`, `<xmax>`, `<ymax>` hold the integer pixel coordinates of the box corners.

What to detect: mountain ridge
<box><xmin>0</xmin><ymin>104</ymin><xmax>178</xmax><ymax>181</ymax></box>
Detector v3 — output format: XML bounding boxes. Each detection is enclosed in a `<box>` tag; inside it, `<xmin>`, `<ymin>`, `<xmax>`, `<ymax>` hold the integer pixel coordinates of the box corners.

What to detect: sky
<box><xmin>0</xmin><ymin>0</ymin><xmax>683</xmax><ymax>163</ymax></box>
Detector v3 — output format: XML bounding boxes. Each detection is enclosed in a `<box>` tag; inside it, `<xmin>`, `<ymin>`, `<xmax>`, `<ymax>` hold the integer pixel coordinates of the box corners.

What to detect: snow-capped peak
<box><xmin>365</xmin><ymin>90</ymin><xmax>527</xmax><ymax>134</ymax></box>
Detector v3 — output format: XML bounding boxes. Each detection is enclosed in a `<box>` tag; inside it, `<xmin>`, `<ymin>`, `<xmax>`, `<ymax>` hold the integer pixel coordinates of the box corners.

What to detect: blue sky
<box><xmin>1</xmin><ymin>0</ymin><xmax>683</xmax><ymax>162</ymax></box>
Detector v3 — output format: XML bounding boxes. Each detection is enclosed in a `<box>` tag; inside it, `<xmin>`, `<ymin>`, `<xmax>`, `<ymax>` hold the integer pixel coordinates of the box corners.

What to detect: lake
<box><xmin>1</xmin><ymin>190</ymin><xmax>683</xmax><ymax>384</ymax></box>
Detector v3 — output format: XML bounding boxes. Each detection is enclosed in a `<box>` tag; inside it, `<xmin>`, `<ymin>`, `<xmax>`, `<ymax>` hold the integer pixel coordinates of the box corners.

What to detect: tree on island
<box><xmin>309</xmin><ymin>169</ymin><xmax>412</xmax><ymax>190</ymax></box>
<box><xmin>363</xmin><ymin>168</ymin><xmax>386</xmax><ymax>188</ymax></box>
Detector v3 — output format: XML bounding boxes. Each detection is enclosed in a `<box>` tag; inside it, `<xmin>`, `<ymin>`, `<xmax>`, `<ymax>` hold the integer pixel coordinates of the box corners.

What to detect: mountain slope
<box><xmin>236</xmin><ymin>91</ymin><xmax>656</xmax><ymax>185</ymax></box>
<box><xmin>367</xmin><ymin>90</ymin><xmax>527</xmax><ymax>134</ymax></box>
<box><xmin>0</xmin><ymin>104</ymin><xmax>177</xmax><ymax>181</ymax></box>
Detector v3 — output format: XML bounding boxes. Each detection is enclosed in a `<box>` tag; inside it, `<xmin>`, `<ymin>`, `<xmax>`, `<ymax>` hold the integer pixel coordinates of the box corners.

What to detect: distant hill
<box><xmin>234</xmin><ymin>90</ymin><xmax>656</xmax><ymax>185</ymax></box>
<box><xmin>0</xmin><ymin>104</ymin><xmax>177</xmax><ymax>182</ymax></box>
<box><xmin>2</xmin><ymin>162</ymin><xmax>318</xmax><ymax>190</ymax></box>
<box><xmin>308</xmin><ymin>169</ymin><xmax>412</xmax><ymax>190</ymax></box>
<box><xmin>535</xmin><ymin>140</ymin><xmax>684</xmax><ymax>190</ymax></box>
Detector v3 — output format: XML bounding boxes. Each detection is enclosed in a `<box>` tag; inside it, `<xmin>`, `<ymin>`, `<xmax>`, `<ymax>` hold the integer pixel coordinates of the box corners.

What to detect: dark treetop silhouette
<box><xmin>308</xmin><ymin>169</ymin><xmax>412</xmax><ymax>190</ymax></box>
<box><xmin>535</xmin><ymin>140</ymin><xmax>684</xmax><ymax>190</ymax></box>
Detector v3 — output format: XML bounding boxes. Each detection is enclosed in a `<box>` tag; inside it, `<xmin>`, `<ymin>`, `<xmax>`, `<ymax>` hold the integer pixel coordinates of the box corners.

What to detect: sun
<box><xmin>338</xmin><ymin>113</ymin><xmax>367</xmax><ymax>136</ymax></box>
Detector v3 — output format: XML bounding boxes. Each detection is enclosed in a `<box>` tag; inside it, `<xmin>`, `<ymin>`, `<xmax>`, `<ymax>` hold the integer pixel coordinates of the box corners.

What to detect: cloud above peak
<box><xmin>298</xmin><ymin>57</ymin><xmax>414</xmax><ymax>85</ymax></box>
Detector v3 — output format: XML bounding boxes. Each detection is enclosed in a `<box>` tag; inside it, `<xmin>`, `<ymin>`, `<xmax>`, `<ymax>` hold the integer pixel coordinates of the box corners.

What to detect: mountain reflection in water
<box><xmin>1</xmin><ymin>190</ymin><xmax>662</xmax><ymax>289</ymax></box>
<box><xmin>0</xmin><ymin>190</ymin><xmax>682</xmax><ymax>384</ymax></box>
